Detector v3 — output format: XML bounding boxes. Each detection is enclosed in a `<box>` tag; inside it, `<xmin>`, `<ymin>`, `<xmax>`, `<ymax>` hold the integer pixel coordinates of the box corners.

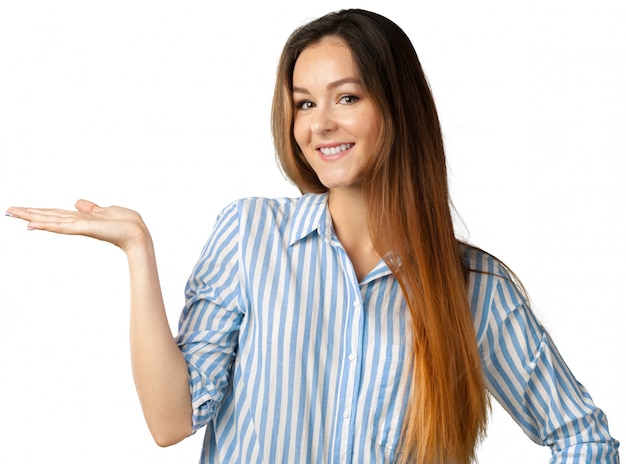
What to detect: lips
<box><xmin>319</xmin><ymin>143</ymin><xmax>354</xmax><ymax>156</ymax></box>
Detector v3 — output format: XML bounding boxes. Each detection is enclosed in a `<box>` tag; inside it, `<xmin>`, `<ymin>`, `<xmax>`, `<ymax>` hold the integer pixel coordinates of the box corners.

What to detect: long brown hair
<box><xmin>272</xmin><ymin>9</ymin><xmax>489</xmax><ymax>463</ymax></box>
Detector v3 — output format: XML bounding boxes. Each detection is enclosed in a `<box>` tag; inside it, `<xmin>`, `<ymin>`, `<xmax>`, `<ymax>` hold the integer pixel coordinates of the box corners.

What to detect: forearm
<box><xmin>126</xmin><ymin>236</ymin><xmax>192</xmax><ymax>446</ymax></box>
<box><xmin>5</xmin><ymin>202</ymin><xmax>194</xmax><ymax>444</ymax></box>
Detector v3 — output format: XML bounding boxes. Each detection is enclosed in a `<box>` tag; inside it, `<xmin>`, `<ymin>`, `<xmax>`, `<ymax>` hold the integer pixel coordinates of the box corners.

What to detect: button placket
<box><xmin>330</xmin><ymin>234</ymin><xmax>366</xmax><ymax>463</ymax></box>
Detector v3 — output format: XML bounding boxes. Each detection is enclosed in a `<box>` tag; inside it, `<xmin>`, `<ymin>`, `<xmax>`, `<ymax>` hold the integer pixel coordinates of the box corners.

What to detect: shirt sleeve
<box><xmin>175</xmin><ymin>201</ymin><xmax>244</xmax><ymax>432</ymax></box>
<box><xmin>478</xmin><ymin>271</ymin><xmax>620</xmax><ymax>463</ymax></box>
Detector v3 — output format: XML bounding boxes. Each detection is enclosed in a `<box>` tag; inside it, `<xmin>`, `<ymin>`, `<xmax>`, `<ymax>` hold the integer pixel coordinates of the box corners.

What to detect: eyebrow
<box><xmin>292</xmin><ymin>77</ymin><xmax>363</xmax><ymax>94</ymax></box>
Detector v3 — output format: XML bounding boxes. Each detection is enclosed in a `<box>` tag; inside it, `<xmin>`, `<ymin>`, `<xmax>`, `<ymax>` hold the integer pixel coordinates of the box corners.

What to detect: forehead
<box><xmin>292</xmin><ymin>37</ymin><xmax>359</xmax><ymax>86</ymax></box>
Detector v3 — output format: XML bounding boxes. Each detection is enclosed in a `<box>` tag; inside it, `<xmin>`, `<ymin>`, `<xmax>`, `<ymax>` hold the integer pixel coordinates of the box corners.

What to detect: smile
<box><xmin>319</xmin><ymin>143</ymin><xmax>354</xmax><ymax>156</ymax></box>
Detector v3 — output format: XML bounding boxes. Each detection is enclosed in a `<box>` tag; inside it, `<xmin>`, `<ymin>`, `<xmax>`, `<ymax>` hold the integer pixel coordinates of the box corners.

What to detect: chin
<box><xmin>316</xmin><ymin>173</ymin><xmax>363</xmax><ymax>190</ymax></box>
<box><xmin>319</xmin><ymin>180</ymin><xmax>364</xmax><ymax>192</ymax></box>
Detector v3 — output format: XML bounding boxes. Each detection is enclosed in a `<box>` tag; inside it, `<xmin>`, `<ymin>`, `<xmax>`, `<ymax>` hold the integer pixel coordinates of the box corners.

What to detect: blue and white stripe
<box><xmin>176</xmin><ymin>193</ymin><xmax>619</xmax><ymax>463</ymax></box>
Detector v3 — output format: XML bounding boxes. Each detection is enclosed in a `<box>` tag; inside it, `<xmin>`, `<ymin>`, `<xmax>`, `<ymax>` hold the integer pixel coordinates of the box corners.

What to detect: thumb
<box><xmin>74</xmin><ymin>199</ymin><xmax>100</xmax><ymax>213</ymax></box>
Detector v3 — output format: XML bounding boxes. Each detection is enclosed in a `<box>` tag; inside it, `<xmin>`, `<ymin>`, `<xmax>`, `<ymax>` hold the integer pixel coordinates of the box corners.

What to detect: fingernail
<box><xmin>5</xmin><ymin>211</ymin><xmax>16</xmax><ymax>218</ymax></box>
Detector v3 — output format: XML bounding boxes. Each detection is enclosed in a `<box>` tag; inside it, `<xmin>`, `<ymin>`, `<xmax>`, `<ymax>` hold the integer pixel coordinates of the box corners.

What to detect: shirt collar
<box><xmin>361</xmin><ymin>259</ymin><xmax>393</xmax><ymax>284</ymax></box>
<box><xmin>288</xmin><ymin>192</ymin><xmax>331</xmax><ymax>246</ymax></box>
<box><xmin>287</xmin><ymin>192</ymin><xmax>394</xmax><ymax>282</ymax></box>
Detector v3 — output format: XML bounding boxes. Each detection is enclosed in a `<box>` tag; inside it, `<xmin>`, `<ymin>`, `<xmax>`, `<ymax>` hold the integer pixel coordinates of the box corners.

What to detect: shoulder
<box><xmin>213</xmin><ymin>196</ymin><xmax>297</xmax><ymax>223</ymax></box>
<box><xmin>220</xmin><ymin>196</ymin><xmax>292</xmax><ymax>212</ymax></box>
<box><xmin>222</xmin><ymin>194</ymin><xmax>323</xmax><ymax>215</ymax></box>
<box><xmin>461</xmin><ymin>244</ymin><xmax>515</xmax><ymax>282</ymax></box>
<box><xmin>461</xmin><ymin>243</ymin><xmax>531</xmax><ymax>339</ymax></box>
<box><xmin>223</xmin><ymin>195</ymin><xmax>315</xmax><ymax>222</ymax></box>
<box><xmin>215</xmin><ymin>193</ymin><xmax>326</xmax><ymax>236</ymax></box>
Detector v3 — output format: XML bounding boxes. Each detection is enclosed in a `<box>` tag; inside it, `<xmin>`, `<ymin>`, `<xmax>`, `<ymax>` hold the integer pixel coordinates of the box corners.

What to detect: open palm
<box><xmin>6</xmin><ymin>199</ymin><xmax>149</xmax><ymax>252</ymax></box>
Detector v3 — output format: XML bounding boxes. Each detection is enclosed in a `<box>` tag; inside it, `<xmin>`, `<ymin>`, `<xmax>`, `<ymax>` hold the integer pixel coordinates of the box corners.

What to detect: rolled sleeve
<box><xmin>178</xmin><ymin>327</ymin><xmax>241</xmax><ymax>432</ymax></box>
<box><xmin>529</xmin><ymin>333</ymin><xmax>619</xmax><ymax>463</ymax></box>
<box><xmin>175</xmin><ymin>201</ymin><xmax>245</xmax><ymax>432</ymax></box>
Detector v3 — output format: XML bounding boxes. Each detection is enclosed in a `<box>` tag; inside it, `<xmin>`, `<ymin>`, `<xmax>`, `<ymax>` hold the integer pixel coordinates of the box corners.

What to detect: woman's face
<box><xmin>292</xmin><ymin>36</ymin><xmax>382</xmax><ymax>193</ymax></box>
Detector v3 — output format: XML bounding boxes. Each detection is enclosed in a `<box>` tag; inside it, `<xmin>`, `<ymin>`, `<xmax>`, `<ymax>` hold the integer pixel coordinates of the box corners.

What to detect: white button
<box><xmin>343</xmin><ymin>411</ymin><xmax>350</xmax><ymax>419</ymax></box>
<box><xmin>348</xmin><ymin>354</ymin><xmax>356</xmax><ymax>362</ymax></box>
<box><xmin>352</xmin><ymin>300</ymin><xmax>360</xmax><ymax>307</ymax></box>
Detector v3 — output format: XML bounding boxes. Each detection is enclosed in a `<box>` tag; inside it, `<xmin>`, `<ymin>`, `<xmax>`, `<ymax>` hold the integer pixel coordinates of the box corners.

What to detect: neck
<box><xmin>328</xmin><ymin>187</ymin><xmax>368</xmax><ymax>239</ymax></box>
<box><xmin>327</xmin><ymin>187</ymin><xmax>381</xmax><ymax>280</ymax></box>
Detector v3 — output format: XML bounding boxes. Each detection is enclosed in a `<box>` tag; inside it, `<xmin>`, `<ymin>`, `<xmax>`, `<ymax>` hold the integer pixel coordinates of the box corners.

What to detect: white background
<box><xmin>1</xmin><ymin>1</ymin><xmax>624</xmax><ymax>462</ymax></box>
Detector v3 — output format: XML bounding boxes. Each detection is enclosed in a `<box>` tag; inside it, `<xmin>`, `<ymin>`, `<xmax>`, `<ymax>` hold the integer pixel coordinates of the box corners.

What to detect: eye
<box><xmin>339</xmin><ymin>94</ymin><xmax>360</xmax><ymax>105</ymax></box>
<box><xmin>295</xmin><ymin>100</ymin><xmax>315</xmax><ymax>110</ymax></box>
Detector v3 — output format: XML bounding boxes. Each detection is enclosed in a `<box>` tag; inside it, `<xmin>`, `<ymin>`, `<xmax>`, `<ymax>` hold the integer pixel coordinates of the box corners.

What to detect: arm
<box><xmin>6</xmin><ymin>200</ymin><xmax>192</xmax><ymax>446</ymax></box>
<box><xmin>478</xmin><ymin>272</ymin><xmax>620</xmax><ymax>462</ymax></box>
<box><xmin>174</xmin><ymin>200</ymin><xmax>243</xmax><ymax>433</ymax></box>
<box><xmin>126</xmin><ymin>235</ymin><xmax>193</xmax><ymax>446</ymax></box>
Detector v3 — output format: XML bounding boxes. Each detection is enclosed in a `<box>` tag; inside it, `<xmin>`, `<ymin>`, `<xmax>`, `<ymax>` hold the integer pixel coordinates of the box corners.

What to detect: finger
<box><xmin>5</xmin><ymin>207</ymin><xmax>18</xmax><ymax>218</ymax></box>
<box><xmin>6</xmin><ymin>207</ymin><xmax>77</xmax><ymax>221</ymax></box>
<box><xmin>14</xmin><ymin>209</ymin><xmax>90</xmax><ymax>233</ymax></box>
<box><xmin>75</xmin><ymin>199</ymin><xmax>101</xmax><ymax>213</ymax></box>
<box><xmin>6</xmin><ymin>208</ymin><xmax>91</xmax><ymax>238</ymax></box>
<box><xmin>26</xmin><ymin>217</ymin><xmax>89</xmax><ymax>235</ymax></box>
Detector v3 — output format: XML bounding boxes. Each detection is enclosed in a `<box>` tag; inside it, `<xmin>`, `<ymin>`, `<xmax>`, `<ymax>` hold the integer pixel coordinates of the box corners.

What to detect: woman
<box><xmin>6</xmin><ymin>9</ymin><xmax>619</xmax><ymax>463</ymax></box>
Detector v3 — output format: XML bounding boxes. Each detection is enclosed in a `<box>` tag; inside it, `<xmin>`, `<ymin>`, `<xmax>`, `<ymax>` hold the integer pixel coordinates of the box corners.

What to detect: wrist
<box><xmin>122</xmin><ymin>221</ymin><xmax>153</xmax><ymax>256</ymax></box>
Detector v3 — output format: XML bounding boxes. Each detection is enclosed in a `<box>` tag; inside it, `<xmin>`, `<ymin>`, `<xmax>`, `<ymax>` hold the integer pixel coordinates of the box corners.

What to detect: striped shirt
<box><xmin>175</xmin><ymin>193</ymin><xmax>619</xmax><ymax>463</ymax></box>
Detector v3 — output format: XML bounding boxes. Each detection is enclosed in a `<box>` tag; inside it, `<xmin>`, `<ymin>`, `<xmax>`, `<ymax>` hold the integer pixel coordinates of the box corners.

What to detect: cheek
<box><xmin>364</xmin><ymin>111</ymin><xmax>383</xmax><ymax>147</ymax></box>
<box><xmin>292</xmin><ymin>115</ymin><xmax>307</xmax><ymax>149</ymax></box>
<box><xmin>291</xmin><ymin>117</ymin><xmax>315</xmax><ymax>168</ymax></box>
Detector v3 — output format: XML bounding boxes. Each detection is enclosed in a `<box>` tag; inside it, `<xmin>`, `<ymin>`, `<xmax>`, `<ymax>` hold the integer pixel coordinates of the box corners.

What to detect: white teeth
<box><xmin>320</xmin><ymin>143</ymin><xmax>353</xmax><ymax>156</ymax></box>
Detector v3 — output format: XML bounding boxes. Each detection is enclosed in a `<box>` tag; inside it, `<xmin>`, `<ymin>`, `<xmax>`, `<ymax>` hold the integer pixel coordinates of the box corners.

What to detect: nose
<box><xmin>310</xmin><ymin>105</ymin><xmax>337</xmax><ymax>135</ymax></box>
